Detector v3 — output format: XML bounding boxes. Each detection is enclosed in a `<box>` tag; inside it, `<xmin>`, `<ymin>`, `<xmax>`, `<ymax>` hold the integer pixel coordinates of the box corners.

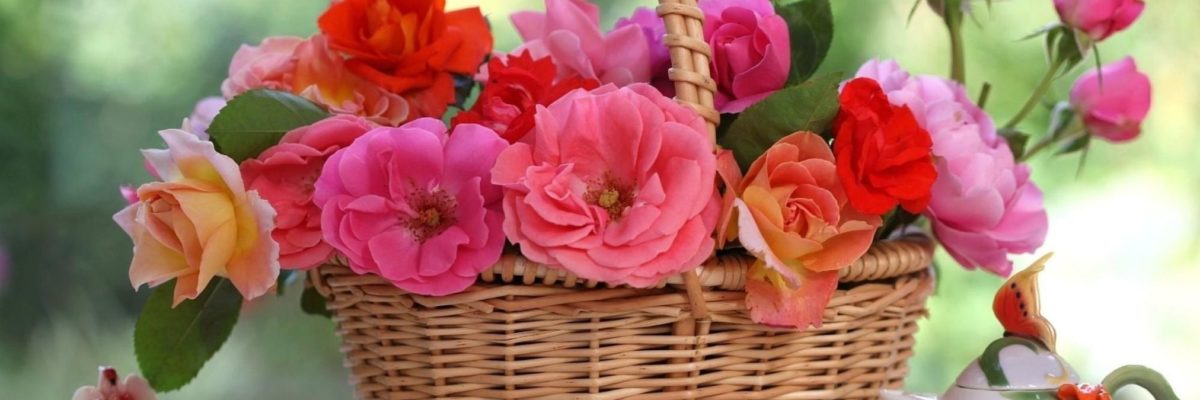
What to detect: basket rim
<box><xmin>311</xmin><ymin>235</ymin><xmax>934</xmax><ymax>296</ymax></box>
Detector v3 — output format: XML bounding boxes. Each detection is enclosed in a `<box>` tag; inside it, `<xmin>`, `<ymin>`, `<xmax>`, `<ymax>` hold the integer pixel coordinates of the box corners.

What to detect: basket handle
<box><xmin>657</xmin><ymin>0</ymin><xmax>716</xmax><ymax>329</ymax></box>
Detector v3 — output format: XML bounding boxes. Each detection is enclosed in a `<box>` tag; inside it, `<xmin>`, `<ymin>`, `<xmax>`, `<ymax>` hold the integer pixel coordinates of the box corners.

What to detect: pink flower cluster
<box><xmin>854</xmin><ymin>60</ymin><xmax>1048</xmax><ymax>276</ymax></box>
<box><xmin>503</xmin><ymin>0</ymin><xmax>790</xmax><ymax>113</ymax></box>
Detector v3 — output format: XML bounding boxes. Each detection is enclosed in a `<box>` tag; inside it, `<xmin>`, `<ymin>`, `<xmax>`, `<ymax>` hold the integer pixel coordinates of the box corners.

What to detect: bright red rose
<box><xmin>833</xmin><ymin>78</ymin><xmax>937</xmax><ymax>215</ymax></box>
<box><xmin>318</xmin><ymin>0</ymin><xmax>492</xmax><ymax>119</ymax></box>
<box><xmin>452</xmin><ymin>51</ymin><xmax>599</xmax><ymax>143</ymax></box>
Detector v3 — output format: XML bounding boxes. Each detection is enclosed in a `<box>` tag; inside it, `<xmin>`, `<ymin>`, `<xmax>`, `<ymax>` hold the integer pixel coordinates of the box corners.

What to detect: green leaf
<box><xmin>1046</xmin><ymin>101</ymin><xmax>1077</xmax><ymax>141</ymax></box>
<box><xmin>718</xmin><ymin>74</ymin><xmax>842</xmax><ymax>169</ymax></box>
<box><xmin>208</xmin><ymin>89</ymin><xmax>330</xmax><ymax>162</ymax></box>
<box><xmin>1057</xmin><ymin>131</ymin><xmax>1090</xmax><ymax>155</ymax></box>
<box><xmin>301</xmin><ymin>285</ymin><xmax>332</xmax><ymax>318</ymax></box>
<box><xmin>775</xmin><ymin>0</ymin><xmax>833</xmax><ymax>85</ymax></box>
<box><xmin>135</xmin><ymin>279</ymin><xmax>242</xmax><ymax>392</ymax></box>
<box><xmin>999</xmin><ymin>128</ymin><xmax>1031</xmax><ymax>160</ymax></box>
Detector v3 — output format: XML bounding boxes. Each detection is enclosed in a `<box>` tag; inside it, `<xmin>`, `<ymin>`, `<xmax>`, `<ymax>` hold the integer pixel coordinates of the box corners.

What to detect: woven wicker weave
<box><xmin>310</xmin><ymin>1</ymin><xmax>936</xmax><ymax>398</ymax></box>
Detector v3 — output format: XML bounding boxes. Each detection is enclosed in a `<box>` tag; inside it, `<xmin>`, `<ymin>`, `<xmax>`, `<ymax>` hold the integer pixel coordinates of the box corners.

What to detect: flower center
<box><xmin>403</xmin><ymin>188</ymin><xmax>456</xmax><ymax>242</ymax></box>
<box><xmin>585</xmin><ymin>174</ymin><xmax>635</xmax><ymax>221</ymax></box>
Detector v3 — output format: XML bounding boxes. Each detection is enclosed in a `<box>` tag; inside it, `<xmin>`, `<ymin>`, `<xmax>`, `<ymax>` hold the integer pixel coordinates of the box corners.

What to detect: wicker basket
<box><xmin>309</xmin><ymin>1</ymin><xmax>936</xmax><ymax>398</ymax></box>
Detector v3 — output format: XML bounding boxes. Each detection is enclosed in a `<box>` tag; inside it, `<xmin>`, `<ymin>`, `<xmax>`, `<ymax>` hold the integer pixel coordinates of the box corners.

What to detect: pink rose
<box><xmin>615</xmin><ymin>7</ymin><xmax>674</xmax><ymax>96</ymax></box>
<box><xmin>1070</xmin><ymin>56</ymin><xmax>1151</xmax><ymax>143</ymax></box>
<box><xmin>221</xmin><ymin>36</ymin><xmax>301</xmax><ymax>97</ymax></box>
<box><xmin>184</xmin><ymin>96</ymin><xmax>225</xmax><ymax>140</ymax></box>
<box><xmin>508</xmin><ymin>0</ymin><xmax>652</xmax><ymax>86</ymax></box>
<box><xmin>242</xmin><ymin>115</ymin><xmax>374</xmax><ymax>270</ymax></box>
<box><xmin>221</xmin><ymin>35</ymin><xmax>410</xmax><ymax>126</ymax></box>
<box><xmin>1054</xmin><ymin>0</ymin><xmax>1145</xmax><ymax>42</ymax></box>
<box><xmin>72</xmin><ymin>366</ymin><xmax>157</xmax><ymax>400</ymax></box>
<box><xmin>854</xmin><ymin>59</ymin><xmax>1048</xmax><ymax>276</ymax></box>
<box><xmin>701</xmin><ymin>0</ymin><xmax>791</xmax><ymax>113</ymax></box>
<box><xmin>313</xmin><ymin>119</ymin><xmax>508</xmax><ymax>296</ymax></box>
<box><xmin>492</xmin><ymin>84</ymin><xmax>720</xmax><ymax>287</ymax></box>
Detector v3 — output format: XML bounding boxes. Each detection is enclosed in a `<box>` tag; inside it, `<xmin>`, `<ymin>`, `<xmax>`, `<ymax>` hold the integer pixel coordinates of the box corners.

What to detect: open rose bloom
<box><xmin>115</xmin><ymin>129</ymin><xmax>279</xmax><ymax>305</ymax></box>
<box><xmin>492</xmin><ymin>84</ymin><xmax>721</xmax><ymax>287</ymax></box>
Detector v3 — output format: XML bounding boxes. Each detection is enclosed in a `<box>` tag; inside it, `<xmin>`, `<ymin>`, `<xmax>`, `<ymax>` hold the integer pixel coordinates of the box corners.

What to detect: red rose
<box><xmin>452</xmin><ymin>51</ymin><xmax>599</xmax><ymax>143</ymax></box>
<box><xmin>833</xmin><ymin>78</ymin><xmax>937</xmax><ymax>215</ymax></box>
<box><xmin>318</xmin><ymin>0</ymin><xmax>493</xmax><ymax>120</ymax></box>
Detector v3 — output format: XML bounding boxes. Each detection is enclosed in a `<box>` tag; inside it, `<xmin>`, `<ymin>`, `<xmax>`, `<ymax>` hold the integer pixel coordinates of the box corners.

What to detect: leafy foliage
<box><xmin>301</xmin><ymin>285</ymin><xmax>332</xmax><ymax>318</ymax></box>
<box><xmin>775</xmin><ymin>0</ymin><xmax>834</xmax><ymax>85</ymax></box>
<box><xmin>208</xmin><ymin>89</ymin><xmax>329</xmax><ymax>162</ymax></box>
<box><xmin>718</xmin><ymin>73</ymin><xmax>842</xmax><ymax>169</ymax></box>
<box><xmin>134</xmin><ymin>279</ymin><xmax>242</xmax><ymax>392</ymax></box>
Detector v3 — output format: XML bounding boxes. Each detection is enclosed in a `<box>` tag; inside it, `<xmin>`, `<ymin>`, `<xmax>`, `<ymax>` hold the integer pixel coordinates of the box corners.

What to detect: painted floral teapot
<box><xmin>883</xmin><ymin>254</ymin><xmax>1179</xmax><ymax>400</ymax></box>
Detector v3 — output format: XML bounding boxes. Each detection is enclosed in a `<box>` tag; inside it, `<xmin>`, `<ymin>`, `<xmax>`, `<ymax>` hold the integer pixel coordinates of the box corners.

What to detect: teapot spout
<box><xmin>1101</xmin><ymin>365</ymin><xmax>1179</xmax><ymax>400</ymax></box>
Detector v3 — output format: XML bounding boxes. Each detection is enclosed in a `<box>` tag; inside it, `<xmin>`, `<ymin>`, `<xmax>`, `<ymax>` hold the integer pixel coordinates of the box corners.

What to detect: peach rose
<box><xmin>735</xmin><ymin>132</ymin><xmax>880</xmax><ymax>329</ymax></box>
<box><xmin>221</xmin><ymin>35</ymin><xmax>410</xmax><ymax>126</ymax></box>
<box><xmin>114</xmin><ymin>129</ymin><xmax>279</xmax><ymax>306</ymax></box>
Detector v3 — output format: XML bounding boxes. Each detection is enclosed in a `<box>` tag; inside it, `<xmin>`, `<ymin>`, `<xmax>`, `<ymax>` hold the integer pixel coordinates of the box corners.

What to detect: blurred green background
<box><xmin>0</xmin><ymin>0</ymin><xmax>1195</xmax><ymax>398</ymax></box>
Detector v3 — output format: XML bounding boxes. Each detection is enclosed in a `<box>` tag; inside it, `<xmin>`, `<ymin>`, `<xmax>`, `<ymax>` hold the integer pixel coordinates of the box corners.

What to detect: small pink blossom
<box><xmin>118</xmin><ymin>185</ymin><xmax>138</xmax><ymax>205</ymax></box>
<box><xmin>492</xmin><ymin>84</ymin><xmax>720</xmax><ymax>287</ymax></box>
<box><xmin>701</xmin><ymin>0</ymin><xmax>791</xmax><ymax>113</ymax></box>
<box><xmin>71</xmin><ymin>366</ymin><xmax>157</xmax><ymax>400</ymax></box>
<box><xmin>507</xmin><ymin>0</ymin><xmax>652</xmax><ymax>86</ymax></box>
<box><xmin>313</xmin><ymin>119</ymin><xmax>508</xmax><ymax>295</ymax></box>
<box><xmin>184</xmin><ymin>97</ymin><xmax>226</xmax><ymax>140</ymax></box>
<box><xmin>1054</xmin><ymin>0</ymin><xmax>1145</xmax><ymax>42</ymax></box>
<box><xmin>242</xmin><ymin>115</ymin><xmax>375</xmax><ymax>270</ymax></box>
<box><xmin>1070</xmin><ymin>56</ymin><xmax>1151</xmax><ymax>143</ymax></box>
<box><xmin>854</xmin><ymin>59</ymin><xmax>1047</xmax><ymax>276</ymax></box>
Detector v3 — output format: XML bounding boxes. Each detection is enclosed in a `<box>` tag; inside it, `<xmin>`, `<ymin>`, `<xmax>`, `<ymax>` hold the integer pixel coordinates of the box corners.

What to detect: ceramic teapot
<box><xmin>882</xmin><ymin>254</ymin><xmax>1179</xmax><ymax>400</ymax></box>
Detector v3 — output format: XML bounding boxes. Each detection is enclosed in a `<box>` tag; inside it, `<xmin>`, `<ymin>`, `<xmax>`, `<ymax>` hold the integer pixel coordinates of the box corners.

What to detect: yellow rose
<box><xmin>114</xmin><ymin>129</ymin><xmax>279</xmax><ymax>306</ymax></box>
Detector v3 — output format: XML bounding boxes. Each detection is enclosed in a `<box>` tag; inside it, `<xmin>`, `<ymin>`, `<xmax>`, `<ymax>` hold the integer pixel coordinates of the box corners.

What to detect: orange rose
<box><xmin>735</xmin><ymin>132</ymin><xmax>880</xmax><ymax>329</ymax></box>
<box><xmin>318</xmin><ymin>0</ymin><xmax>492</xmax><ymax>119</ymax></box>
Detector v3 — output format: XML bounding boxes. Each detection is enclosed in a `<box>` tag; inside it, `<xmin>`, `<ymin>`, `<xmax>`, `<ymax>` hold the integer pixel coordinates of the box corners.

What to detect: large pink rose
<box><xmin>854</xmin><ymin>59</ymin><xmax>1047</xmax><ymax>276</ymax></box>
<box><xmin>701</xmin><ymin>0</ymin><xmax>791</xmax><ymax>113</ymax></box>
<box><xmin>492</xmin><ymin>84</ymin><xmax>720</xmax><ymax>287</ymax></box>
<box><xmin>1054</xmin><ymin>0</ymin><xmax>1144</xmax><ymax>42</ymax></box>
<box><xmin>313</xmin><ymin>119</ymin><xmax>508</xmax><ymax>296</ymax></box>
<box><xmin>241</xmin><ymin>115</ymin><xmax>374</xmax><ymax>270</ymax></box>
<box><xmin>1070</xmin><ymin>56</ymin><xmax>1151</xmax><ymax>143</ymax></box>
<box><xmin>507</xmin><ymin>0</ymin><xmax>651</xmax><ymax>86</ymax></box>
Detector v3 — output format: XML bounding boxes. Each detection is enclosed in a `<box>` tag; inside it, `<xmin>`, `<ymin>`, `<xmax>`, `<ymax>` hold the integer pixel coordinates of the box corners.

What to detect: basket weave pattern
<box><xmin>310</xmin><ymin>1</ymin><xmax>936</xmax><ymax>398</ymax></box>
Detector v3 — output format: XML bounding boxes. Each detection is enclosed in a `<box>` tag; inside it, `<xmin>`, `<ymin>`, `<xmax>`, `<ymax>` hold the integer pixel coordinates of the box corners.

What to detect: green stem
<box><xmin>1004</xmin><ymin>57</ymin><xmax>1066</xmax><ymax>130</ymax></box>
<box><xmin>1019</xmin><ymin>127</ymin><xmax>1085</xmax><ymax>162</ymax></box>
<box><xmin>947</xmin><ymin>8</ymin><xmax>966</xmax><ymax>84</ymax></box>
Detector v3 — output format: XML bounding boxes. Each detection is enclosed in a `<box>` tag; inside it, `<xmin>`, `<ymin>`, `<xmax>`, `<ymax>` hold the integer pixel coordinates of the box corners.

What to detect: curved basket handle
<box><xmin>656</xmin><ymin>0</ymin><xmax>716</xmax><ymax>327</ymax></box>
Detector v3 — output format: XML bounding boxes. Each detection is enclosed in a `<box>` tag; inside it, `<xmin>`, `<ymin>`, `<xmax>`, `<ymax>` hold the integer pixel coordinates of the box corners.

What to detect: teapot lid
<box><xmin>954</xmin><ymin>337</ymin><xmax>1080</xmax><ymax>390</ymax></box>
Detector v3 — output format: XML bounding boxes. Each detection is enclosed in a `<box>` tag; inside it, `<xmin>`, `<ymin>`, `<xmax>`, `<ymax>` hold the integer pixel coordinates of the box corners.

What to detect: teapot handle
<box><xmin>1101</xmin><ymin>365</ymin><xmax>1179</xmax><ymax>400</ymax></box>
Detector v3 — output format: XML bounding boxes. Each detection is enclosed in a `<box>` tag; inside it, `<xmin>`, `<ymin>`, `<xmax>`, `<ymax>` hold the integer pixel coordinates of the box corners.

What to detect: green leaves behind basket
<box><xmin>775</xmin><ymin>0</ymin><xmax>834</xmax><ymax>85</ymax></box>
